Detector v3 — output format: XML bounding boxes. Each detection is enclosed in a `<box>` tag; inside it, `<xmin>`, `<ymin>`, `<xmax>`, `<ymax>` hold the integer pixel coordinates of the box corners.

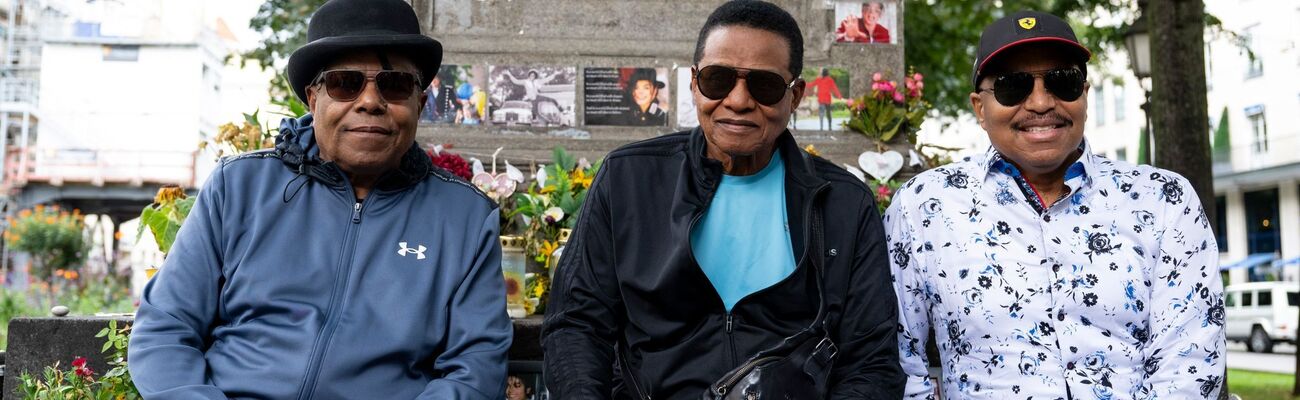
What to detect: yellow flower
<box><xmin>804</xmin><ymin>144</ymin><xmax>821</xmax><ymax>157</ymax></box>
<box><xmin>571</xmin><ymin>168</ymin><xmax>592</xmax><ymax>189</ymax></box>
<box><xmin>539</xmin><ymin>185</ymin><xmax>556</xmax><ymax>194</ymax></box>
<box><xmin>154</xmin><ymin>184</ymin><xmax>186</xmax><ymax>205</ymax></box>
<box><xmin>539</xmin><ymin>240</ymin><xmax>559</xmax><ymax>261</ymax></box>
<box><xmin>531</xmin><ymin>276</ymin><xmax>548</xmax><ymax>298</ymax></box>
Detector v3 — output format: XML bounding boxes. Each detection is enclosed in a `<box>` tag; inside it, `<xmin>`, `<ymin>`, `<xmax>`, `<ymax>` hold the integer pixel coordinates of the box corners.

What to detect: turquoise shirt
<box><xmin>690</xmin><ymin>152</ymin><xmax>797</xmax><ymax>311</ymax></box>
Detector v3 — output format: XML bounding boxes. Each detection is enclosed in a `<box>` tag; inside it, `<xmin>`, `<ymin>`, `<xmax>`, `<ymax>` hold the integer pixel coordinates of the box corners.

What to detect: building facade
<box><xmin>1085</xmin><ymin>0</ymin><xmax>1300</xmax><ymax>284</ymax></box>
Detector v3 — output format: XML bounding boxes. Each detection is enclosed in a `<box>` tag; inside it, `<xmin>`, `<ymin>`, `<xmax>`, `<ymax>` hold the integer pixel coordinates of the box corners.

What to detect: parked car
<box><xmin>1225</xmin><ymin>281</ymin><xmax>1299</xmax><ymax>353</ymax></box>
<box><xmin>492</xmin><ymin>100</ymin><xmax>534</xmax><ymax>126</ymax></box>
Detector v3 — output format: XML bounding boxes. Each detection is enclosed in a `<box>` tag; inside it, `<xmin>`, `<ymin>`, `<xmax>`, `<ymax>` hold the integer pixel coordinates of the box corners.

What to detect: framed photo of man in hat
<box><xmin>583</xmin><ymin>67</ymin><xmax>670</xmax><ymax>126</ymax></box>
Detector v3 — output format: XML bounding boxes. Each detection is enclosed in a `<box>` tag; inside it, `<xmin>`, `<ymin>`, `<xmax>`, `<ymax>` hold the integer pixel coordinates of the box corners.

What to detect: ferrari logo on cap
<box><xmin>1018</xmin><ymin>17</ymin><xmax>1037</xmax><ymax>30</ymax></box>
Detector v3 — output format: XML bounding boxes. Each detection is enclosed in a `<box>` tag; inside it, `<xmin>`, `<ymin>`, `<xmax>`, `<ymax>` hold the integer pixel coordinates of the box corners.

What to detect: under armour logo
<box><xmin>398</xmin><ymin>242</ymin><xmax>427</xmax><ymax>260</ymax></box>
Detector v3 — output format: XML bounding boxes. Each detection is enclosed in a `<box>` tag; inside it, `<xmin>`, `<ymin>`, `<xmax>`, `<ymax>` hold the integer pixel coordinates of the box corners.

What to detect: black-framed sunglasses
<box><xmin>694</xmin><ymin>65</ymin><xmax>799</xmax><ymax>106</ymax></box>
<box><xmin>977</xmin><ymin>68</ymin><xmax>1086</xmax><ymax>106</ymax></box>
<box><xmin>313</xmin><ymin>69</ymin><xmax>421</xmax><ymax>102</ymax></box>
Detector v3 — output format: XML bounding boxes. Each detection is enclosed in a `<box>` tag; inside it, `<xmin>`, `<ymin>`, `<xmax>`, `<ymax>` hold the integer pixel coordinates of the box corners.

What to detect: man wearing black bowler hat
<box><xmin>127</xmin><ymin>0</ymin><xmax>511</xmax><ymax>398</ymax></box>
<box><xmin>885</xmin><ymin>10</ymin><xmax>1225</xmax><ymax>399</ymax></box>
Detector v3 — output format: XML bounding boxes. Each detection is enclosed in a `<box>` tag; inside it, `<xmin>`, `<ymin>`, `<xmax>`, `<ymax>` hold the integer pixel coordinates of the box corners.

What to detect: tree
<box><xmin>904</xmin><ymin>0</ymin><xmax>1131</xmax><ymax>121</ymax></box>
<box><xmin>241</xmin><ymin>0</ymin><xmax>328</xmax><ymax>114</ymax></box>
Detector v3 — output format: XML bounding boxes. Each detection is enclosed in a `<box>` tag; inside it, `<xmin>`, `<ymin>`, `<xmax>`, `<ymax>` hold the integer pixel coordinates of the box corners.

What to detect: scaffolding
<box><xmin>0</xmin><ymin>0</ymin><xmax>66</xmax><ymax>192</ymax></box>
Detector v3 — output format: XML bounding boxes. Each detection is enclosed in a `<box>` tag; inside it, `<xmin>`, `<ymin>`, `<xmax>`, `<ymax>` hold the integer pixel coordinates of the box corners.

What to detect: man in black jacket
<box><xmin>542</xmin><ymin>1</ymin><xmax>904</xmax><ymax>398</ymax></box>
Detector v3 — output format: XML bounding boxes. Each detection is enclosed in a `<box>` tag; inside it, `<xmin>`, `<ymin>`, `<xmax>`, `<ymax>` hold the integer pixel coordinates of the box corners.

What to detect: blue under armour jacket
<box><xmin>128</xmin><ymin>115</ymin><xmax>511</xmax><ymax>399</ymax></box>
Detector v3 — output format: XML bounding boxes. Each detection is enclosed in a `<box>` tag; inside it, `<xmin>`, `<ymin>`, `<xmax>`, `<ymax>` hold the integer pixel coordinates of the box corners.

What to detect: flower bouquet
<box><xmin>510</xmin><ymin>146</ymin><xmax>599</xmax><ymax>315</ymax></box>
<box><xmin>844</xmin><ymin>69</ymin><xmax>930</xmax><ymax>144</ymax></box>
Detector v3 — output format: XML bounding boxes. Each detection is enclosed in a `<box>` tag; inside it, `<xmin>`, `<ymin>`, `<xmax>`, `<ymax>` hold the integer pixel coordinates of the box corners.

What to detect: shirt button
<box><xmin>1044</xmin><ymin>215</ymin><xmax>1052</xmax><ymax>222</ymax></box>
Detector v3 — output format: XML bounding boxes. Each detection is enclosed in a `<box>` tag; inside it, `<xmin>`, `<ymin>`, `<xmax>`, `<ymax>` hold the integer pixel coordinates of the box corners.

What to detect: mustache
<box><xmin>1011</xmin><ymin>113</ymin><xmax>1072</xmax><ymax>130</ymax></box>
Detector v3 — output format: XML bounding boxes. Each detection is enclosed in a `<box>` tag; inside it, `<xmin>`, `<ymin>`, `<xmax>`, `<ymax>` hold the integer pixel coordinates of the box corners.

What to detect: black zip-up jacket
<box><xmin>543</xmin><ymin>129</ymin><xmax>905</xmax><ymax>399</ymax></box>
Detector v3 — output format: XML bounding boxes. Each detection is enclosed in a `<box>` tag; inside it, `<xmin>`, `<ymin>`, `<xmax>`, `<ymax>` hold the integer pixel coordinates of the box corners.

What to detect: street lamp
<box><xmin>1123</xmin><ymin>5</ymin><xmax>1153</xmax><ymax>164</ymax></box>
<box><xmin>1123</xmin><ymin>11</ymin><xmax>1152</xmax><ymax>79</ymax></box>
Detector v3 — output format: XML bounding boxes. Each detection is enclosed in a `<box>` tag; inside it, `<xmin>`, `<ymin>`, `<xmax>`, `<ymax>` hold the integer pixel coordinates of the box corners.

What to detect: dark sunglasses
<box><xmin>313</xmin><ymin>69</ymin><xmax>420</xmax><ymax>102</ymax></box>
<box><xmin>694</xmin><ymin>65</ymin><xmax>798</xmax><ymax>106</ymax></box>
<box><xmin>977</xmin><ymin>68</ymin><xmax>1086</xmax><ymax>106</ymax></box>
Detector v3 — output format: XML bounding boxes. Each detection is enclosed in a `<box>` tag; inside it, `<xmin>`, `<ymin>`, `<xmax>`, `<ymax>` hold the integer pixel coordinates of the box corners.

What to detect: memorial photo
<box><xmin>420</xmin><ymin>65</ymin><xmax>489</xmax><ymax>125</ymax></box>
<box><xmin>505</xmin><ymin>361</ymin><xmax>548</xmax><ymax>400</ymax></box>
<box><xmin>833</xmin><ymin>1</ymin><xmax>897</xmax><ymax>44</ymax></box>
<box><xmin>675</xmin><ymin>67</ymin><xmax>699</xmax><ymax>129</ymax></box>
<box><xmin>488</xmin><ymin>66</ymin><xmax>577</xmax><ymax>127</ymax></box>
<box><xmin>584</xmin><ymin>67</ymin><xmax>670</xmax><ymax>126</ymax></box>
<box><xmin>792</xmin><ymin>67</ymin><xmax>850</xmax><ymax>131</ymax></box>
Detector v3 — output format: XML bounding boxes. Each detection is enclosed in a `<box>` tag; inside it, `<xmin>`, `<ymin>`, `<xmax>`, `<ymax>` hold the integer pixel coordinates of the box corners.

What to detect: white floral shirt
<box><xmin>884</xmin><ymin>143</ymin><xmax>1226</xmax><ymax>400</ymax></box>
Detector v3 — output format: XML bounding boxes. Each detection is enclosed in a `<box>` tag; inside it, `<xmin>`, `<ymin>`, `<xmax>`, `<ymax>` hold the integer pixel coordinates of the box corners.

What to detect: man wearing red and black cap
<box><xmin>884</xmin><ymin>10</ymin><xmax>1225</xmax><ymax>399</ymax></box>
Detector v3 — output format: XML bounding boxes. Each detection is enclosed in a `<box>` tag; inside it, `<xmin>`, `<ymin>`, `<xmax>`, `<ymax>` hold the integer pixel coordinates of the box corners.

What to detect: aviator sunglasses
<box><xmin>313</xmin><ymin>69</ymin><xmax>421</xmax><ymax>102</ymax></box>
<box><xmin>694</xmin><ymin>65</ymin><xmax>799</xmax><ymax>106</ymax></box>
<box><xmin>977</xmin><ymin>68</ymin><xmax>1086</xmax><ymax>106</ymax></box>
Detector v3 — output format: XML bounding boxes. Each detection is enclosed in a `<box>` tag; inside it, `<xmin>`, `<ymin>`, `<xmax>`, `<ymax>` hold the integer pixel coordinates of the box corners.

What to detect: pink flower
<box><xmin>872</xmin><ymin>72</ymin><xmax>883</xmax><ymax>82</ymax></box>
<box><xmin>893</xmin><ymin>91</ymin><xmax>905</xmax><ymax>104</ymax></box>
<box><xmin>845</xmin><ymin>99</ymin><xmax>855</xmax><ymax>109</ymax></box>
<box><xmin>913</xmin><ymin>72</ymin><xmax>923</xmax><ymax>81</ymax></box>
<box><xmin>876</xmin><ymin>184</ymin><xmax>893</xmax><ymax>198</ymax></box>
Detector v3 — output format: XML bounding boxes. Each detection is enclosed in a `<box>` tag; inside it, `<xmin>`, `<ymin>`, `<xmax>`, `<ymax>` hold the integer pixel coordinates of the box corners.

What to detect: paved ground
<box><xmin>1227</xmin><ymin>342</ymin><xmax>1296</xmax><ymax>374</ymax></box>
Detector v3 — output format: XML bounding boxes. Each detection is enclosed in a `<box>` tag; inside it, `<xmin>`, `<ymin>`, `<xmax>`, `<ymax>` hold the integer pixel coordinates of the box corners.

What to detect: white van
<box><xmin>1225</xmin><ymin>281</ymin><xmax>1299</xmax><ymax>353</ymax></box>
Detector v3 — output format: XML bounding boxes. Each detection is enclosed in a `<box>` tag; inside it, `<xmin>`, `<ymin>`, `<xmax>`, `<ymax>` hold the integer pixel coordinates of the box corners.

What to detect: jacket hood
<box><xmin>274</xmin><ymin>113</ymin><xmax>432</xmax><ymax>193</ymax></box>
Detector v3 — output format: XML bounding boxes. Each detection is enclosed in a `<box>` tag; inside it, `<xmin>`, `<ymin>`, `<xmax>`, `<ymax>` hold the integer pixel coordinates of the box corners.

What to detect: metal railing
<box><xmin>3</xmin><ymin>146</ymin><xmax>198</xmax><ymax>189</ymax></box>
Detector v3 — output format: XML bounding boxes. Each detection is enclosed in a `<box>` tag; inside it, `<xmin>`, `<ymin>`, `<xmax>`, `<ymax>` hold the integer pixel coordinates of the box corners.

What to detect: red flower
<box><xmin>427</xmin><ymin>149</ymin><xmax>473</xmax><ymax>180</ymax></box>
<box><xmin>72</xmin><ymin>356</ymin><xmax>94</xmax><ymax>378</ymax></box>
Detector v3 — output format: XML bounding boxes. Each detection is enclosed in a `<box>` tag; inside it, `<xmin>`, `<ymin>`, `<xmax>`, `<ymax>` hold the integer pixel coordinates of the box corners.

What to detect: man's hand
<box><xmin>841</xmin><ymin>17</ymin><xmax>863</xmax><ymax>40</ymax></box>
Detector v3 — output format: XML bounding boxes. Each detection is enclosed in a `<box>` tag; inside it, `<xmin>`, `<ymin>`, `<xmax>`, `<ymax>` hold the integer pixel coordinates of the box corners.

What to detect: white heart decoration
<box><xmin>858</xmin><ymin>151</ymin><xmax>904</xmax><ymax>182</ymax></box>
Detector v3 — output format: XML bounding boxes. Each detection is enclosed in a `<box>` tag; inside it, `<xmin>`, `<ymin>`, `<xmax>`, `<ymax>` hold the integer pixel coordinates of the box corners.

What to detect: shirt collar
<box><xmin>977</xmin><ymin>139</ymin><xmax>1099</xmax><ymax>186</ymax></box>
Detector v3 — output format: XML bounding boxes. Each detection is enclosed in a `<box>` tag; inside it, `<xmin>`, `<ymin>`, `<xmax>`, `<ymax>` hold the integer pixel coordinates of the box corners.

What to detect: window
<box><xmin>1246</xmin><ymin>105</ymin><xmax>1267</xmax><ymax>153</ymax></box>
<box><xmin>1094</xmin><ymin>84</ymin><xmax>1106</xmax><ymax>126</ymax></box>
<box><xmin>1245</xmin><ymin>187</ymin><xmax>1280</xmax><ymax>255</ymax></box>
<box><xmin>1227</xmin><ymin>292</ymin><xmax>1236</xmax><ymax>307</ymax></box>
<box><xmin>1259</xmin><ymin>291</ymin><xmax>1273</xmax><ymax>306</ymax></box>
<box><xmin>102</xmin><ymin>45</ymin><xmax>139</xmax><ymax>62</ymax></box>
<box><xmin>1244</xmin><ymin>25</ymin><xmax>1263</xmax><ymax>78</ymax></box>
<box><xmin>1116</xmin><ymin>148</ymin><xmax>1128</xmax><ymax>162</ymax></box>
<box><xmin>1114</xmin><ymin>85</ymin><xmax>1126</xmax><ymax>121</ymax></box>
<box><xmin>1288</xmin><ymin>291</ymin><xmax>1298</xmax><ymax>306</ymax></box>
<box><xmin>1242</xmin><ymin>291</ymin><xmax>1254</xmax><ymax>306</ymax></box>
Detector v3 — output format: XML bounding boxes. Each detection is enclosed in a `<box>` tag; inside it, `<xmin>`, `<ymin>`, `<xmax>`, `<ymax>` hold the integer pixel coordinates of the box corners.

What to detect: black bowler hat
<box><xmin>972</xmin><ymin>10</ymin><xmax>1091</xmax><ymax>88</ymax></box>
<box><xmin>287</xmin><ymin>0</ymin><xmax>443</xmax><ymax>103</ymax></box>
<box><xmin>627</xmin><ymin>68</ymin><xmax>665</xmax><ymax>89</ymax></box>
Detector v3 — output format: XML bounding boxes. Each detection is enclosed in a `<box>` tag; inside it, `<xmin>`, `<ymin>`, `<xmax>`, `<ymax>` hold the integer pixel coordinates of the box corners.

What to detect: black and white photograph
<box><xmin>675</xmin><ymin>67</ymin><xmax>699</xmax><ymax>129</ymax></box>
<box><xmin>488</xmin><ymin>66</ymin><xmax>577</xmax><ymax>127</ymax></box>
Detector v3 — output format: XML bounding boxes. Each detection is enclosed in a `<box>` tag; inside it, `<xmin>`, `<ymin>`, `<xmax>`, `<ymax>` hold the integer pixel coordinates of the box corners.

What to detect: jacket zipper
<box><xmin>295</xmin><ymin>198</ymin><xmax>365</xmax><ymax>400</ymax></box>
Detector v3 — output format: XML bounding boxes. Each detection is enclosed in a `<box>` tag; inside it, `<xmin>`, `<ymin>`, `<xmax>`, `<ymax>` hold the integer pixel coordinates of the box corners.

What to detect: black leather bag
<box><xmin>702</xmin><ymin>205</ymin><xmax>838</xmax><ymax>400</ymax></box>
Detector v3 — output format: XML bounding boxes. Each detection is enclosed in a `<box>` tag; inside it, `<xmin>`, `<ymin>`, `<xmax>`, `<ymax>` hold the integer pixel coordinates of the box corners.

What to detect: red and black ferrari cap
<box><xmin>972</xmin><ymin>10</ymin><xmax>1092</xmax><ymax>88</ymax></box>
